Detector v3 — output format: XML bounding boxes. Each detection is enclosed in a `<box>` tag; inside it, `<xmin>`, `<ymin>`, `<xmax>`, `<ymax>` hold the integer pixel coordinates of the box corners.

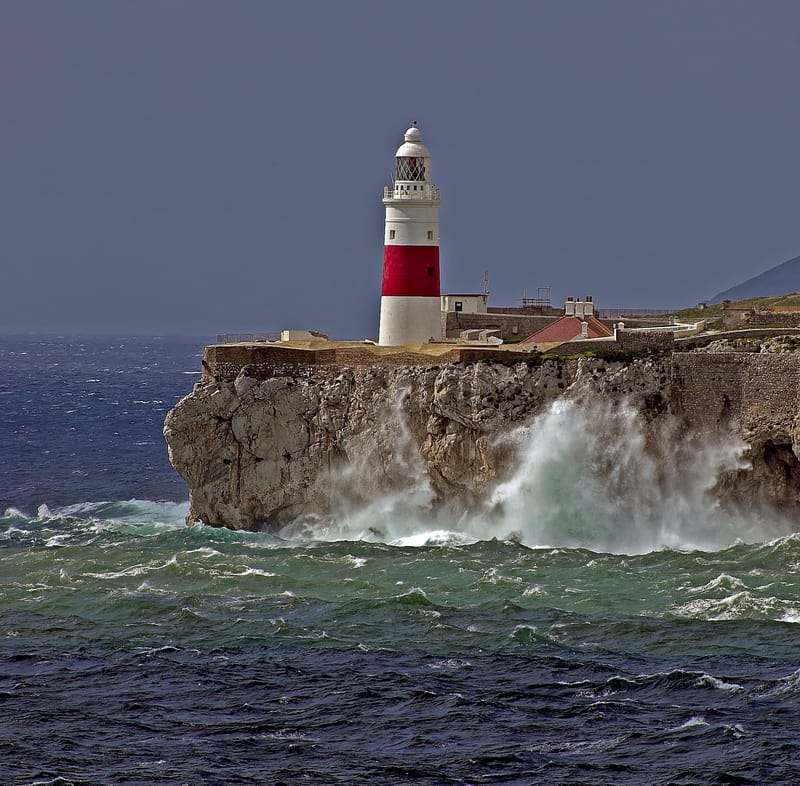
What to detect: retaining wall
<box><xmin>202</xmin><ymin>343</ymin><xmax>544</xmax><ymax>381</ymax></box>
<box><xmin>443</xmin><ymin>311</ymin><xmax>558</xmax><ymax>340</ymax></box>
<box><xmin>671</xmin><ymin>352</ymin><xmax>800</xmax><ymax>435</ymax></box>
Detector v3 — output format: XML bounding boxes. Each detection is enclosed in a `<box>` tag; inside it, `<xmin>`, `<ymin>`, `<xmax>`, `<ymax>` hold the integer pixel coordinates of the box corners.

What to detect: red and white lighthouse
<box><xmin>378</xmin><ymin>122</ymin><xmax>442</xmax><ymax>346</ymax></box>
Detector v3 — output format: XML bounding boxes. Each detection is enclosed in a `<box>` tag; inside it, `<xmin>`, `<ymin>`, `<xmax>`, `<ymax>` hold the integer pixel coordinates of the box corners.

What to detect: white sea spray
<box><xmin>301</xmin><ymin>394</ymin><xmax>795</xmax><ymax>554</ymax></box>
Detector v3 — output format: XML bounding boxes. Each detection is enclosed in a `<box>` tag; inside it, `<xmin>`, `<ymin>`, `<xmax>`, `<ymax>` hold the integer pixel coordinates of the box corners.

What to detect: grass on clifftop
<box><xmin>649</xmin><ymin>292</ymin><xmax>800</xmax><ymax>323</ymax></box>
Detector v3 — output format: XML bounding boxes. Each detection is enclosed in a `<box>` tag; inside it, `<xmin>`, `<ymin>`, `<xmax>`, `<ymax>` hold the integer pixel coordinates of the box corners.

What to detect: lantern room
<box><xmin>394</xmin><ymin>122</ymin><xmax>431</xmax><ymax>182</ymax></box>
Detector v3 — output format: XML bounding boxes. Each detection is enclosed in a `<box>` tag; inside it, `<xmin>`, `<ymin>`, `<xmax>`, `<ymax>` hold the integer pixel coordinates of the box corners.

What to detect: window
<box><xmin>455</xmin><ymin>301</ymin><xmax>463</xmax><ymax>312</ymax></box>
<box><xmin>396</xmin><ymin>156</ymin><xmax>425</xmax><ymax>181</ymax></box>
<box><xmin>389</xmin><ymin>230</ymin><xmax>395</xmax><ymax>240</ymax></box>
<box><xmin>427</xmin><ymin>231</ymin><xmax>434</xmax><ymax>240</ymax></box>
<box><xmin>427</xmin><ymin>266</ymin><xmax>434</xmax><ymax>277</ymax></box>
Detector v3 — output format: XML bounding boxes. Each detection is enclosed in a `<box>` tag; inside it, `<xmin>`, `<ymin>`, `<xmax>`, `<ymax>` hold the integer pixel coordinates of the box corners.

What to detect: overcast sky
<box><xmin>2</xmin><ymin>1</ymin><xmax>799</xmax><ymax>337</ymax></box>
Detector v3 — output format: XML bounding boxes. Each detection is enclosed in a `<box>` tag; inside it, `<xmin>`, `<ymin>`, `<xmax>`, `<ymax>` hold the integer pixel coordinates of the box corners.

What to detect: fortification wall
<box><xmin>548</xmin><ymin>339</ymin><xmax>619</xmax><ymax>356</ymax></box>
<box><xmin>744</xmin><ymin>311</ymin><xmax>800</xmax><ymax>327</ymax></box>
<box><xmin>618</xmin><ymin>331</ymin><xmax>675</xmax><ymax>353</ymax></box>
<box><xmin>547</xmin><ymin>330</ymin><xmax>674</xmax><ymax>357</ymax></box>
<box><xmin>672</xmin><ymin>352</ymin><xmax>800</xmax><ymax>437</ymax></box>
<box><xmin>202</xmin><ymin>343</ymin><xmax>540</xmax><ymax>381</ymax></box>
<box><xmin>675</xmin><ymin>327</ymin><xmax>800</xmax><ymax>350</ymax></box>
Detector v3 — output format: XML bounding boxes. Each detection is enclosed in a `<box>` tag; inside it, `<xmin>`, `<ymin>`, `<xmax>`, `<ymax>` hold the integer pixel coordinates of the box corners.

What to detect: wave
<box><xmin>3</xmin><ymin>499</ymin><xmax>190</xmax><ymax>527</ymax></box>
<box><xmin>5</xmin><ymin>386</ymin><xmax>800</xmax><ymax>558</ymax></box>
<box><xmin>0</xmin><ymin>498</ymin><xmax>292</xmax><ymax>552</ymax></box>
<box><xmin>285</xmin><ymin>396</ymin><xmax>798</xmax><ymax>554</ymax></box>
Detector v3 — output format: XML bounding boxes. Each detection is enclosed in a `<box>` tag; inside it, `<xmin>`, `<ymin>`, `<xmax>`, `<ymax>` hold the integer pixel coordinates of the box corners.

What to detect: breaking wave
<box><xmin>6</xmin><ymin>399</ymin><xmax>796</xmax><ymax>555</ymax></box>
<box><xmin>294</xmin><ymin>397</ymin><xmax>796</xmax><ymax>554</ymax></box>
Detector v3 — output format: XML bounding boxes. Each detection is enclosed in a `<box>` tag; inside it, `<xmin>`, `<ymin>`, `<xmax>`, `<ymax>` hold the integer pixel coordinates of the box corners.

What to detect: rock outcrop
<box><xmin>164</xmin><ymin>346</ymin><xmax>800</xmax><ymax>531</ymax></box>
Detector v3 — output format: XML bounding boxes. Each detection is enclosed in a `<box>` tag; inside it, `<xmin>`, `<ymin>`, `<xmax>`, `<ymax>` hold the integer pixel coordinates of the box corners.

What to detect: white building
<box><xmin>441</xmin><ymin>294</ymin><xmax>488</xmax><ymax>314</ymax></box>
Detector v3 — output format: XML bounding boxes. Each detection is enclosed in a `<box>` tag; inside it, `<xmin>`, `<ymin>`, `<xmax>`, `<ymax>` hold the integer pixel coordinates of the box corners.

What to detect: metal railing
<box><xmin>599</xmin><ymin>308</ymin><xmax>678</xmax><ymax>319</ymax></box>
<box><xmin>383</xmin><ymin>185</ymin><xmax>441</xmax><ymax>200</ymax></box>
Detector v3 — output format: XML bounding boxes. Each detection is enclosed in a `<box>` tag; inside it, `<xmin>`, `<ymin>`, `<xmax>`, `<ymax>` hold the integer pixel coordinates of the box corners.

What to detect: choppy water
<box><xmin>2</xmin><ymin>336</ymin><xmax>800</xmax><ymax>784</ymax></box>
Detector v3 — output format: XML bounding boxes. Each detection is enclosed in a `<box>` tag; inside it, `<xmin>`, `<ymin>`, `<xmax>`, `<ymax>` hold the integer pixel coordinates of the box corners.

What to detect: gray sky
<box><xmin>2</xmin><ymin>0</ymin><xmax>799</xmax><ymax>337</ymax></box>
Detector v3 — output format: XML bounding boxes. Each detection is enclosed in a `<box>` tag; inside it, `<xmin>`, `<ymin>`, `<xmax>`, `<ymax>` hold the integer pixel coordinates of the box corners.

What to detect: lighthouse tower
<box><xmin>378</xmin><ymin>122</ymin><xmax>442</xmax><ymax>346</ymax></box>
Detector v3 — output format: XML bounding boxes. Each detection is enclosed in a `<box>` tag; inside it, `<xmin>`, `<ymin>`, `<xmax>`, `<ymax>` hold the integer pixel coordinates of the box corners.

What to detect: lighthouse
<box><xmin>378</xmin><ymin>122</ymin><xmax>442</xmax><ymax>346</ymax></box>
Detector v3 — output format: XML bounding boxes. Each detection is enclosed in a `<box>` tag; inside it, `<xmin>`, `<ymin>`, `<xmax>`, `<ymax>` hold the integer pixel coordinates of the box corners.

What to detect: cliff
<box><xmin>164</xmin><ymin>339</ymin><xmax>800</xmax><ymax>532</ymax></box>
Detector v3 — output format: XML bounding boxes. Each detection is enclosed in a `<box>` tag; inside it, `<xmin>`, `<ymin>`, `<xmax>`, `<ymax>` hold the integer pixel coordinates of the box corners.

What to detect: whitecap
<box><xmin>669</xmin><ymin>716</ymin><xmax>710</xmax><ymax>732</ymax></box>
<box><xmin>235</xmin><ymin>567</ymin><xmax>277</xmax><ymax>578</ymax></box>
<box><xmin>672</xmin><ymin>591</ymin><xmax>782</xmax><ymax>621</ymax></box>
<box><xmin>756</xmin><ymin>668</ymin><xmax>800</xmax><ymax>697</ymax></box>
<box><xmin>530</xmin><ymin>734</ymin><xmax>627</xmax><ymax>755</ymax></box>
<box><xmin>182</xmin><ymin>547</ymin><xmax>221</xmax><ymax>559</ymax></box>
<box><xmin>523</xmin><ymin>584</ymin><xmax>547</xmax><ymax>596</ymax></box>
<box><xmin>694</xmin><ymin>673</ymin><xmax>743</xmax><ymax>692</ymax></box>
<box><xmin>389</xmin><ymin>529</ymin><xmax>475</xmax><ymax>547</ymax></box>
<box><xmin>265</xmin><ymin>729</ymin><xmax>310</xmax><ymax>740</ymax></box>
<box><xmin>85</xmin><ymin>564</ymin><xmax>153</xmax><ymax>579</ymax></box>
<box><xmin>398</xmin><ymin>586</ymin><xmax>428</xmax><ymax>600</ymax></box>
<box><xmin>687</xmin><ymin>573</ymin><xmax>748</xmax><ymax>595</ymax></box>
<box><xmin>135</xmin><ymin>581</ymin><xmax>171</xmax><ymax>594</ymax></box>
<box><xmin>52</xmin><ymin>499</ymin><xmax>190</xmax><ymax>528</ymax></box>
<box><xmin>429</xmin><ymin>658</ymin><xmax>471</xmax><ymax>669</ymax></box>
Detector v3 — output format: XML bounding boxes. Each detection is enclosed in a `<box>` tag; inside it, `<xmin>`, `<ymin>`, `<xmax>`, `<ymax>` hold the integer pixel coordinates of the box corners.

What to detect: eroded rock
<box><xmin>164</xmin><ymin>351</ymin><xmax>800</xmax><ymax>530</ymax></box>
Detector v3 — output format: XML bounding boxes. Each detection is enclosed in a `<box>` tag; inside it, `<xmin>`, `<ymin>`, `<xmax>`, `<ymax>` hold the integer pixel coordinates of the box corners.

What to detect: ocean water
<box><xmin>2</xmin><ymin>336</ymin><xmax>800</xmax><ymax>785</ymax></box>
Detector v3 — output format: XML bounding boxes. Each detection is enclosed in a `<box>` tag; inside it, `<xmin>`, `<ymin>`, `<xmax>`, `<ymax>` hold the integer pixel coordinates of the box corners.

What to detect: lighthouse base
<box><xmin>378</xmin><ymin>296</ymin><xmax>442</xmax><ymax>346</ymax></box>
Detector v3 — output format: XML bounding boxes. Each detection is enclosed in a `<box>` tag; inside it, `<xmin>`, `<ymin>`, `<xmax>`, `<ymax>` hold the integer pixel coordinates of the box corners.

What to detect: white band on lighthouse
<box><xmin>378</xmin><ymin>122</ymin><xmax>442</xmax><ymax>346</ymax></box>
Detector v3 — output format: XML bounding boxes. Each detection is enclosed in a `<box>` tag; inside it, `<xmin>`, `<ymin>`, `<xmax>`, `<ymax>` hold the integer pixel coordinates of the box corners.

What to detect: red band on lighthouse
<box><xmin>381</xmin><ymin>246</ymin><xmax>440</xmax><ymax>297</ymax></box>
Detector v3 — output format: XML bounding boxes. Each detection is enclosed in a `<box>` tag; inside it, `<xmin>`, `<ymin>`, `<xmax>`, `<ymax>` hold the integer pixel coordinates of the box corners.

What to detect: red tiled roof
<box><xmin>521</xmin><ymin>316</ymin><xmax>614</xmax><ymax>344</ymax></box>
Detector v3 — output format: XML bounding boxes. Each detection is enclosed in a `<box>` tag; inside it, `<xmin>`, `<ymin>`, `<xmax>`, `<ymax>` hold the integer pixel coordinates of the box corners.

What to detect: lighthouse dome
<box><xmin>395</xmin><ymin>123</ymin><xmax>430</xmax><ymax>158</ymax></box>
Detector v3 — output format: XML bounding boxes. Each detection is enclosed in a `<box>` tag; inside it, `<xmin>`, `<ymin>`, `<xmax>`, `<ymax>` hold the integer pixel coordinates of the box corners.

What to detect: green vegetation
<box><xmin>570</xmin><ymin>348</ymin><xmax>647</xmax><ymax>362</ymax></box>
<box><xmin>772</xmin><ymin>294</ymin><xmax>800</xmax><ymax>308</ymax></box>
<box><xmin>520</xmin><ymin>351</ymin><xmax>561</xmax><ymax>368</ymax></box>
<box><xmin>646</xmin><ymin>291</ymin><xmax>800</xmax><ymax>323</ymax></box>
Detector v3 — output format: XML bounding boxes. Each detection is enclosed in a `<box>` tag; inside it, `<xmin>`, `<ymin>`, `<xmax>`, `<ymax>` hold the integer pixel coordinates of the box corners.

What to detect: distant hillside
<box><xmin>711</xmin><ymin>254</ymin><xmax>800</xmax><ymax>303</ymax></box>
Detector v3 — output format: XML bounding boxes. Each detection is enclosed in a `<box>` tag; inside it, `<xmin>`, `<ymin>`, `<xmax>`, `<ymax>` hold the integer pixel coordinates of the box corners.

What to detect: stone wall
<box><xmin>443</xmin><ymin>311</ymin><xmax>558</xmax><ymax>340</ymax></box>
<box><xmin>202</xmin><ymin>343</ymin><xmax>543</xmax><ymax>381</ymax></box>
<box><xmin>548</xmin><ymin>338</ymin><xmax>619</xmax><ymax>356</ymax></box>
<box><xmin>744</xmin><ymin>311</ymin><xmax>800</xmax><ymax>328</ymax></box>
<box><xmin>618</xmin><ymin>330</ymin><xmax>675</xmax><ymax>353</ymax></box>
<box><xmin>547</xmin><ymin>330</ymin><xmax>674</xmax><ymax>357</ymax></box>
<box><xmin>675</xmin><ymin>328</ymin><xmax>800</xmax><ymax>350</ymax></box>
<box><xmin>671</xmin><ymin>353</ymin><xmax>800</xmax><ymax>442</ymax></box>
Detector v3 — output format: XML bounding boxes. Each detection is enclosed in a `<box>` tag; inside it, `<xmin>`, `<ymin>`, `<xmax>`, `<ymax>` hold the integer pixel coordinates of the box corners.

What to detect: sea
<box><xmin>2</xmin><ymin>334</ymin><xmax>800</xmax><ymax>785</ymax></box>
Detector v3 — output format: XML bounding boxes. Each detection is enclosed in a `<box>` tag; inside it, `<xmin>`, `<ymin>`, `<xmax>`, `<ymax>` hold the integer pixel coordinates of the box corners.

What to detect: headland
<box><xmin>164</xmin><ymin>331</ymin><xmax>800</xmax><ymax>532</ymax></box>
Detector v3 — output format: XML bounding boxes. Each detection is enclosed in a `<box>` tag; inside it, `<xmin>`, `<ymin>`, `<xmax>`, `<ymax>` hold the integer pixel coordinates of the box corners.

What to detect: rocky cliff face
<box><xmin>164</xmin><ymin>345</ymin><xmax>800</xmax><ymax>532</ymax></box>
